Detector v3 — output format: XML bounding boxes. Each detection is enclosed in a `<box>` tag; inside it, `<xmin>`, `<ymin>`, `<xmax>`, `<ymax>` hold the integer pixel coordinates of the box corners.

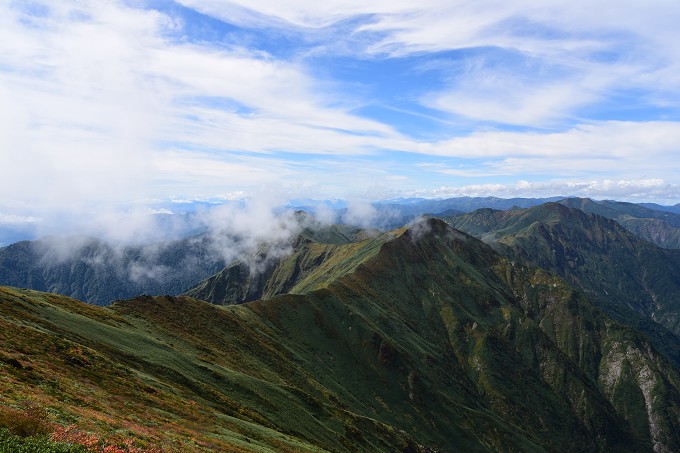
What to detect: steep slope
<box><xmin>0</xmin><ymin>235</ymin><xmax>226</xmax><ymax>305</ymax></box>
<box><xmin>558</xmin><ymin>197</ymin><xmax>680</xmax><ymax>248</ymax></box>
<box><xmin>3</xmin><ymin>219</ymin><xmax>680</xmax><ymax>451</ymax></box>
<box><xmin>184</xmin><ymin>230</ymin><xmax>392</xmax><ymax>305</ymax></box>
<box><xmin>445</xmin><ymin>203</ymin><xmax>680</xmax><ymax>337</ymax></box>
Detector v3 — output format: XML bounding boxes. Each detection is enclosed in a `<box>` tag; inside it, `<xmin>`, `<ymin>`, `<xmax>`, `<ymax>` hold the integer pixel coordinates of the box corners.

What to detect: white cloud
<box><xmin>409</xmin><ymin>178</ymin><xmax>680</xmax><ymax>203</ymax></box>
<box><xmin>341</xmin><ymin>199</ymin><xmax>379</xmax><ymax>228</ymax></box>
<box><xmin>0</xmin><ymin>2</ymin><xmax>168</xmax><ymax>207</ymax></box>
<box><xmin>421</xmin><ymin>62</ymin><xmax>623</xmax><ymax>126</ymax></box>
<box><xmin>416</xmin><ymin>121</ymin><xmax>680</xmax><ymax>177</ymax></box>
<box><xmin>361</xmin><ymin>0</ymin><xmax>679</xmax><ymax>123</ymax></box>
<box><xmin>400</xmin><ymin>121</ymin><xmax>680</xmax><ymax>193</ymax></box>
<box><xmin>0</xmin><ymin>213</ymin><xmax>43</xmax><ymax>225</ymax></box>
<box><xmin>175</xmin><ymin>0</ymin><xmax>419</xmax><ymax>29</ymax></box>
<box><xmin>0</xmin><ymin>1</ymin><xmax>406</xmax><ymax>211</ymax></box>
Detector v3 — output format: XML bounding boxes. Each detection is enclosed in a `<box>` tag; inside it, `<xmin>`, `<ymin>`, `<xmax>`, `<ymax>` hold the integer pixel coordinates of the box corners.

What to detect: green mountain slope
<box><xmin>184</xmin><ymin>229</ymin><xmax>394</xmax><ymax>305</ymax></box>
<box><xmin>3</xmin><ymin>219</ymin><xmax>680</xmax><ymax>451</ymax></box>
<box><xmin>558</xmin><ymin>197</ymin><xmax>680</xmax><ymax>248</ymax></box>
<box><xmin>445</xmin><ymin>203</ymin><xmax>680</xmax><ymax>340</ymax></box>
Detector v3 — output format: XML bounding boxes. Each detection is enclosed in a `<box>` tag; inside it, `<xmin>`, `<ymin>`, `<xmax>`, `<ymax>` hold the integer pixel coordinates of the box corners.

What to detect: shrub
<box><xmin>0</xmin><ymin>403</ymin><xmax>51</xmax><ymax>438</ymax></box>
<box><xmin>50</xmin><ymin>426</ymin><xmax>161</xmax><ymax>453</ymax></box>
<box><xmin>0</xmin><ymin>427</ymin><xmax>86</xmax><ymax>452</ymax></box>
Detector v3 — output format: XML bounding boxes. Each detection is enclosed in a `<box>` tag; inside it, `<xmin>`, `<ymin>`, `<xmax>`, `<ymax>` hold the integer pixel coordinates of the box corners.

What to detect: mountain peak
<box><xmin>404</xmin><ymin>216</ymin><xmax>451</xmax><ymax>235</ymax></box>
<box><xmin>404</xmin><ymin>216</ymin><xmax>472</xmax><ymax>239</ymax></box>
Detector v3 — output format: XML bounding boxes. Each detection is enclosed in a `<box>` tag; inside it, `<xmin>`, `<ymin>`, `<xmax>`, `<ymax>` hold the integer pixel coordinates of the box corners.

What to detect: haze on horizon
<box><xmin>2</xmin><ymin>0</ymin><xmax>680</xmax><ymax>231</ymax></box>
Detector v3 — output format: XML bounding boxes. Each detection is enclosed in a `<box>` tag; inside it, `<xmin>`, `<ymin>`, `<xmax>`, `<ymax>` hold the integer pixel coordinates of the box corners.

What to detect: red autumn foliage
<box><xmin>51</xmin><ymin>425</ymin><xmax>162</xmax><ymax>453</ymax></box>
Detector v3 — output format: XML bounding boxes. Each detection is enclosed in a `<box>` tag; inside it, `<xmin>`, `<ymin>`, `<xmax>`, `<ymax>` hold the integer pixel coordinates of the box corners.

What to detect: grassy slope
<box><xmin>184</xmin><ymin>230</ymin><xmax>395</xmax><ymax>305</ymax></box>
<box><xmin>0</xmin><ymin>287</ymin><xmax>328</xmax><ymax>452</ymax></box>
<box><xmin>2</xmin><ymin>219</ymin><xmax>680</xmax><ymax>451</ymax></box>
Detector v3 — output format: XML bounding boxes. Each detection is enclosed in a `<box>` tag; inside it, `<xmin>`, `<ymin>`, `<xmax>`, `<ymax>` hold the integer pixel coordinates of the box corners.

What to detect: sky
<box><xmin>2</xmin><ymin>0</ymin><xmax>680</xmax><ymax>230</ymax></box>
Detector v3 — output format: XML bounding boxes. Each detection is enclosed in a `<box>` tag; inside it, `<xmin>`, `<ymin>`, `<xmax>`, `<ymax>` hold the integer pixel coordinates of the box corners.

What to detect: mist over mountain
<box><xmin>4</xmin><ymin>218</ymin><xmax>680</xmax><ymax>451</ymax></box>
<box><xmin>4</xmin><ymin>196</ymin><xmax>680</xmax><ymax>307</ymax></box>
<box><xmin>0</xmin><ymin>234</ymin><xmax>226</xmax><ymax>305</ymax></box>
<box><xmin>5</xmin><ymin>198</ymin><xmax>680</xmax><ymax>451</ymax></box>
<box><xmin>0</xmin><ymin>208</ymin><xmax>378</xmax><ymax>305</ymax></box>
<box><xmin>184</xmin><ymin>217</ymin><xmax>376</xmax><ymax>305</ymax></box>
<box><xmin>0</xmin><ymin>206</ymin><xmax>218</xmax><ymax>248</ymax></box>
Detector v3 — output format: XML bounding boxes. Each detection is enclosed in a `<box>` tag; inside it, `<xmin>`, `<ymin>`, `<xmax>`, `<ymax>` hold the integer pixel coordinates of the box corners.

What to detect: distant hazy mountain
<box><xmin>380</xmin><ymin>195</ymin><xmax>564</xmax><ymax>212</ymax></box>
<box><xmin>0</xmin><ymin>234</ymin><xmax>226</xmax><ymax>305</ymax></box>
<box><xmin>290</xmin><ymin>196</ymin><xmax>562</xmax><ymax>230</ymax></box>
<box><xmin>369</xmin><ymin>196</ymin><xmax>563</xmax><ymax>228</ymax></box>
<box><xmin>4</xmin><ymin>218</ymin><xmax>680</xmax><ymax>450</ymax></box>
<box><xmin>638</xmin><ymin>202</ymin><xmax>680</xmax><ymax>214</ymax></box>
<box><xmin>0</xmin><ymin>210</ymin><xmax>212</xmax><ymax>248</ymax></box>
<box><xmin>0</xmin><ymin>224</ymin><xmax>39</xmax><ymax>249</ymax></box>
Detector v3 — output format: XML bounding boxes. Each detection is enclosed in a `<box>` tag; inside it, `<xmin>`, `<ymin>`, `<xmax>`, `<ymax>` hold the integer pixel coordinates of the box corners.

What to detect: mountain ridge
<box><xmin>557</xmin><ymin>197</ymin><xmax>680</xmax><ymax>248</ymax></box>
<box><xmin>442</xmin><ymin>203</ymin><xmax>680</xmax><ymax>366</ymax></box>
<box><xmin>3</xmin><ymin>218</ymin><xmax>680</xmax><ymax>451</ymax></box>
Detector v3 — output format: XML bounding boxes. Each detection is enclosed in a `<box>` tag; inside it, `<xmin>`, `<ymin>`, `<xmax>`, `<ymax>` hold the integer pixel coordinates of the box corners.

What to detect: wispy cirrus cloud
<box><xmin>420</xmin><ymin>121</ymin><xmax>680</xmax><ymax>159</ymax></box>
<box><xmin>180</xmin><ymin>0</ymin><xmax>680</xmax><ymax>125</ymax></box>
<box><xmin>412</xmin><ymin>121</ymin><xmax>680</xmax><ymax>180</ymax></box>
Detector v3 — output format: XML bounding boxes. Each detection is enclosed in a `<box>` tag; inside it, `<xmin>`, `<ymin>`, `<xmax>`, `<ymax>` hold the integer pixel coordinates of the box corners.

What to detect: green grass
<box><xmin>0</xmin><ymin>429</ymin><xmax>86</xmax><ymax>453</ymax></box>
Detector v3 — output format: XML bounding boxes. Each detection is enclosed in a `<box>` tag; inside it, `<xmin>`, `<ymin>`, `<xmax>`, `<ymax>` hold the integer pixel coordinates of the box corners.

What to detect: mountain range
<box><xmin>443</xmin><ymin>202</ymin><xmax>680</xmax><ymax>334</ymax></box>
<box><xmin>3</xmin><ymin>218</ymin><xmax>680</xmax><ymax>451</ymax></box>
<box><xmin>3</xmin><ymin>198</ymin><xmax>680</xmax><ymax>451</ymax></box>
<box><xmin>3</xmin><ymin>197</ymin><xmax>680</xmax><ymax>307</ymax></box>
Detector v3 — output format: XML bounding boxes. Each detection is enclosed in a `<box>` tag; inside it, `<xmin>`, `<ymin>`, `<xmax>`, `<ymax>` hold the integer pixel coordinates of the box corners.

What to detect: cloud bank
<box><xmin>410</xmin><ymin>178</ymin><xmax>680</xmax><ymax>203</ymax></box>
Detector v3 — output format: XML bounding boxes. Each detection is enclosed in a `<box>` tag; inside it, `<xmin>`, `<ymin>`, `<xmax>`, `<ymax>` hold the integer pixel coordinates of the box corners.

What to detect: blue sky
<box><xmin>2</xmin><ymin>0</ymin><xmax>680</xmax><ymax>228</ymax></box>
